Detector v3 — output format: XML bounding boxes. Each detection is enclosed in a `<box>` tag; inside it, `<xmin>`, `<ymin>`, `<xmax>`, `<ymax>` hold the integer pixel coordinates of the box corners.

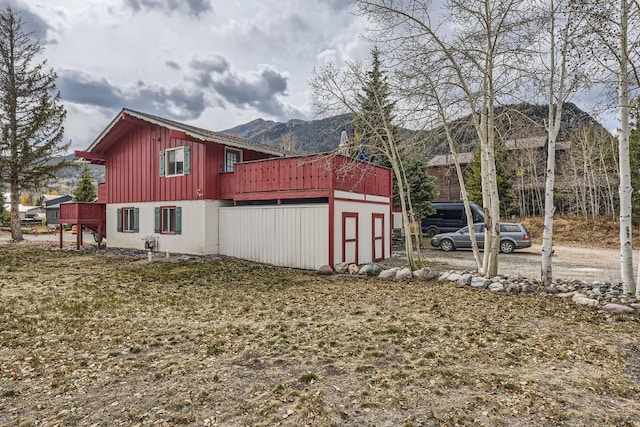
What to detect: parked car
<box><xmin>421</xmin><ymin>201</ymin><xmax>484</xmax><ymax>237</ymax></box>
<box><xmin>430</xmin><ymin>222</ymin><xmax>532</xmax><ymax>254</ymax></box>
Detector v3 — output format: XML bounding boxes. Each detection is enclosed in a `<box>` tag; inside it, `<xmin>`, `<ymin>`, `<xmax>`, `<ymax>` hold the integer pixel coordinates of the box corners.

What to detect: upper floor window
<box><xmin>159</xmin><ymin>146</ymin><xmax>190</xmax><ymax>177</ymax></box>
<box><xmin>167</xmin><ymin>148</ymin><xmax>184</xmax><ymax>175</ymax></box>
<box><xmin>225</xmin><ymin>148</ymin><xmax>242</xmax><ymax>172</ymax></box>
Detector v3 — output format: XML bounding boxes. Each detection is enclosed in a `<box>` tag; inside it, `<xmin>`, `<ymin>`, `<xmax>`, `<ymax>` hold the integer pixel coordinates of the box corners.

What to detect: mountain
<box><xmin>222</xmin><ymin>103</ymin><xmax>607</xmax><ymax>157</ymax></box>
<box><xmin>221</xmin><ymin>114</ymin><xmax>354</xmax><ymax>153</ymax></box>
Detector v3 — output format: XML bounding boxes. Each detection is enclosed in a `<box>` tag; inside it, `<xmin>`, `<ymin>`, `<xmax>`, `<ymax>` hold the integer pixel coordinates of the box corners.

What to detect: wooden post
<box><xmin>59</xmin><ymin>223</ymin><xmax>63</xmax><ymax>249</ymax></box>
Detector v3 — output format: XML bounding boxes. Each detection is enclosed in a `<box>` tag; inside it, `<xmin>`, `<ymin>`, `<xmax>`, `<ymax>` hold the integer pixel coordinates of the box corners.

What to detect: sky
<box><xmin>3</xmin><ymin>0</ymin><xmax>372</xmax><ymax>152</ymax></box>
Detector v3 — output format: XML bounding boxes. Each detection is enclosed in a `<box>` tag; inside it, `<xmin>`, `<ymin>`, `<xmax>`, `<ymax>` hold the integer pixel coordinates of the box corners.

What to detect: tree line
<box><xmin>312</xmin><ymin>0</ymin><xmax>640</xmax><ymax>293</ymax></box>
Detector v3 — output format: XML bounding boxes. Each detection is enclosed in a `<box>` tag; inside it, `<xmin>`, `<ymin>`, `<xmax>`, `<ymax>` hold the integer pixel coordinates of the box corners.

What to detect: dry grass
<box><xmin>520</xmin><ymin>215</ymin><xmax>640</xmax><ymax>249</ymax></box>
<box><xmin>1</xmin><ymin>242</ymin><xmax>640</xmax><ymax>426</ymax></box>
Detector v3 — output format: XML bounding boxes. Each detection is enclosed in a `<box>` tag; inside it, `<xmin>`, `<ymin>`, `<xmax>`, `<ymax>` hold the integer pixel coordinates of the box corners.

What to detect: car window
<box><xmin>459</xmin><ymin>226</ymin><xmax>469</xmax><ymax>233</ymax></box>
<box><xmin>500</xmin><ymin>224</ymin><xmax>520</xmax><ymax>233</ymax></box>
<box><xmin>473</xmin><ymin>224</ymin><xmax>484</xmax><ymax>233</ymax></box>
<box><xmin>442</xmin><ymin>208</ymin><xmax>463</xmax><ymax>220</ymax></box>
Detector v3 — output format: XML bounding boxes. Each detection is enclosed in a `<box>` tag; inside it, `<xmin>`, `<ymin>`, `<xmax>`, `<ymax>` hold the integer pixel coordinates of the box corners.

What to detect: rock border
<box><xmin>317</xmin><ymin>263</ymin><xmax>639</xmax><ymax>315</ymax></box>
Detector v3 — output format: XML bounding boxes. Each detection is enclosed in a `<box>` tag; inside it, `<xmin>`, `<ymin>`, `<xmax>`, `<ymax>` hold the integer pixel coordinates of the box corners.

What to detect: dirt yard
<box><xmin>1</xmin><ymin>241</ymin><xmax>639</xmax><ymax>426</ymax></box>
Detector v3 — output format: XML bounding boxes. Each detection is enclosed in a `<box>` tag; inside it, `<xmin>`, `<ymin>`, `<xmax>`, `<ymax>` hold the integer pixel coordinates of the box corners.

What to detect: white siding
<box><xmin>106</xmin><ymin>200</ymin><xmax>224</xmax><ymax>255</ymax></box>
<box><xmin>219</xmin><ymin>205</ymin><xmax>329</xmax><ymax>270</ymax></box>
<box><xmin>334</xmin><ymin>192</ymin><xmax>391</xmax><ymax>266</ymax></box>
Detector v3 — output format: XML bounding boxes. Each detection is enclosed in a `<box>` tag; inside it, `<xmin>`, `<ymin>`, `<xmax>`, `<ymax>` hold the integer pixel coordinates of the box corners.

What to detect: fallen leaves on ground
<box><xmin>0</xmin><ymin>242</ymin><xmax>639</xmax><ymax>426</ymax></box>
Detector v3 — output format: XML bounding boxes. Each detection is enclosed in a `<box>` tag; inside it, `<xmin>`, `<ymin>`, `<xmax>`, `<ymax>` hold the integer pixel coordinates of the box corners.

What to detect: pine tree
<box><xmin>0</xmin><ymin>7</ymin><xmax>71</xmax><ymax>241</ymax></box>
<box><xmin>354</xmin><ymin>46</ymin><xmax>396</xmax><ymax>166</ymax></box>
<box><xmin>399</xmin><ymin>157</ymin><xmax>438</xmax><ymax>219</ymax></box>
<box><xmin>465</xmin><ymin>140</ymin><xmax>516</xmax><ymax>217</ymax></box>
<box><xmin>74</xmin><ymin>164</ymin><xmax>97</xmax><ymax>202</ymax></box>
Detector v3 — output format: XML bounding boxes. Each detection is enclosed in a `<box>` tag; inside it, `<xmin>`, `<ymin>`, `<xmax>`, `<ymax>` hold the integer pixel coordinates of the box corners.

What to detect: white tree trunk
<box><xmin>618</xmin><ymin>0</ymin><xmax>635</xmax><ymax>294</ymax></box>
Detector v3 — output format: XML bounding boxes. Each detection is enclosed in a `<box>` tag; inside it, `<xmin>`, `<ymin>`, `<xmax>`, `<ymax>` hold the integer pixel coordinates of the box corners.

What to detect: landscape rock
<box><xmin>458</xmin><ymin>273</ymin><xmax>472</xmax><ymax>286</ymax></box>
<box><xmin>603</xmin><ymin>303</ymin><xmax>635</xmax><ymax>314</ymax></box>
<box><xmin>396</xmin><ymin>268</ymin><xmax>412</xmax><ymax>280</ymax></box>
<box><xmin>358</xmin><ymin>264</ymin><xmax>372</xmax><ymax>275</ymax></box>
<box><xmin>572</xmin><ymin>293</ymin><xmax>600</xmax><ymax>307</ymax></box>
<box><xmin>413</xmin><ymin>267</ymin><xmax>437</xmax><ymax>281</ymax></box>
<box><xmin>334</xmin><ymin>262</ymin><xmax>349</xmax><ymax>274</ymax></box>
<box><xmin>367</xmin><ymin>263</ymin><xmax>383</xmax><ymax>277</ymax></box>
<box><xmin>506</xmin><ymin>283</ymin><xmax>521</xmax><ymax>294</ymax></box>
<box><xmin>437</xmin><ymin>272</ymin><xmax>451</xmax><ymax>282</ymax></box>
<box><xmin>317</xmin><ymin>265</ymin><xmax>334</xmax><ymax>275</ymax></box>
<box><xmin>488</xmin><ymin>282</ymin><xmax>504</xmax><ymax>292</ymax></box>
<box><xmin>471</xmin><ymin>277</ymin><xmax>491</xmax><ymax>289</ymax></box>
<box><xmin>348</xmin><ymin>264</ymin><xmax>359</xmax><ymax>275</ymax></box>
<box><xmin>379</xmin><ymin>267</ymin><xmax>400</xmax><ymax>279</ymax></box>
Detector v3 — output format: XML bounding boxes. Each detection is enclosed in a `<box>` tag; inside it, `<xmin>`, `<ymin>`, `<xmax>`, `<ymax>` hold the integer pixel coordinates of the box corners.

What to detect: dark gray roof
<box><xmin>88</xmin><ymin>108</ymin><xmax>284</xmax><ymax>157</ymax></box>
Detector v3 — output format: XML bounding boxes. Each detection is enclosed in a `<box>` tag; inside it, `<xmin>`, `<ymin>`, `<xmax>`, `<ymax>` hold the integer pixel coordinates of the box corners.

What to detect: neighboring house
<box><xmin>427</xmin><ymin>137</ymin><xmax>571</xmax><ymax>202</ymax></box>
<box><xmin>43</xmin><ymin>195</ymin><xmax>73</xmax><ymax>226</ymax></box>
<box><xmin>61</xmin><ymin>108</ymin><xmax>392</xmax><ymax>270</ymax></box>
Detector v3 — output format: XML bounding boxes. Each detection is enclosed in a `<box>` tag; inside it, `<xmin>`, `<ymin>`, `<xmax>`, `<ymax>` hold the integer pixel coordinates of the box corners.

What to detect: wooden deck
<box><xmin>219</xmin><ymin>154</ymin><xmax>392</xmax><ymax>201</ymax></box>
<box><xmin>59</xmin><ymin>202</ymin><xmax>107</xmax><ymax>249</ymax></box>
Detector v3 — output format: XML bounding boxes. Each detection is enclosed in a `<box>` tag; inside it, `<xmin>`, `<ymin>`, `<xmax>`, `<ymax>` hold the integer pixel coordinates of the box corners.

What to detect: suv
<box><xmin>421</xmin><ymin>201</ymin><xmax>484</xmax><ymax>237</ymax></box>
<box><xmin>430</xmin><ymin>222</ymin><xmax>532</xmax><ymax>253</ymax></box>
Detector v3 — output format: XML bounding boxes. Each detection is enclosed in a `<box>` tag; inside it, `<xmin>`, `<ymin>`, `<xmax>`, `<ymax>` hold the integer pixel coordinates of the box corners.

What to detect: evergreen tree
<box><xmin>355</xmin><ymin>47</ymin><xmax>437</xmax><ymax>225</ymax></box>
<box><xmin>465</xmin><ymin>140</ymin><xmax>516</xmax><ymax>217</ymax></box>
<box><xmin>74</xmin><ymin>164</ymin><xmax>97</xmax><ymax>202</ymax></box>
<box><xmin>398</xmin><ymin>157</ymin><xmax>437</xmax><ymax>219</ymax></box>
<box><xmin>0</xmin><ymin>7</ymin><xmax>71</xmax><ymax>241</ymax></box>
<box><xmin>354</xmin><ymin>46</ymin><xmax>396</xmax><ymax>166</ymax></box>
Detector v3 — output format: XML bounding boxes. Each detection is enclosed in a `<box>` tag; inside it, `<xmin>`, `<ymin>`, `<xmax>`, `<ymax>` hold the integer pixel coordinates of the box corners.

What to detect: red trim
<box><xmin>372</xmin><ymin>213</ymin><xmax>385</xmax><ymax>261</ymax></box>
<box><xmin>160</xmin><ymin>205</ymin><xmax>177</xmax><ymax>234</ymax></box>
<box><xmin>341</xmin><ymin>212</ymin><xmax>359</xmax><ymax>264</ymax></box>
<box><xmin>328</xmin><ymin>192</ymin><xmax>335</xmax><ymax>267</ymax></box>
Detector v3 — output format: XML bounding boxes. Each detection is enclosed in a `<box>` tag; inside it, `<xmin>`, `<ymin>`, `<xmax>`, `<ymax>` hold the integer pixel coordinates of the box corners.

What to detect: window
<box><xmin>167</xmin><ymin>147</ymin><xmax>184</xmax><ymax>175</ymax></box>
<box><xmin>224</xmin><ymin>148</ymin><xmax>242</xmax><ymax>172</ymax></box>
<box><xmin>155</xmin><ymin>206</ymin><xmax>182</xmax><ymax>234</ymax></box>
<box><xmin>117</xmin><ymin>207</ymin><xmax>139</xmax><ymax>232</ymax></box>
<box><xmin>162</xmin><ymin>207</ymin><xmax>176</xmax><ymax>233</ymax></box>
<box><xmin>52</xmin><ymin>210</ymin><xmax>58</xmax><ymax>220</ymax></box>
<box><xmin>159</xmin><ymin>146</ymin><xmax>190</xmax><ymax>177</ymax></box>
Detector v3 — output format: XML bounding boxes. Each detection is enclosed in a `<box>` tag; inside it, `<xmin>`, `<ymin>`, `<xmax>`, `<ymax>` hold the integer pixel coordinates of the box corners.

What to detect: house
<box><xmin>427</xmin><ymin>137</ymin><xmax>571</xmax><ymax>202</ymax></box>
<box><xmin>60</xmin><ymin>108</ymin><xmax>392</xmax><ymax>270</ymax></box>
<box><xmin>42</xmin><ymin>195</ymin><xmax>73</xmax><ymax>227</ymax></box>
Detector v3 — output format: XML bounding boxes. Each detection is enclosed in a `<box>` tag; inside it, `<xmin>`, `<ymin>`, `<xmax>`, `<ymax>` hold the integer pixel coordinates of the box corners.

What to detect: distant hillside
<box><xmin>221</xmin><ymin>114</ymin><xmax>354</xmax><ymax>153</ymax></box>
<box><xmin>419</xmin><ymin>102</ymin><xmax>606</xmax><ymax>156</ymax></box>
<box><xmin>222</xmin><ymin>103</ymin><xmax>606</xmax><ymax>157</ymax></box>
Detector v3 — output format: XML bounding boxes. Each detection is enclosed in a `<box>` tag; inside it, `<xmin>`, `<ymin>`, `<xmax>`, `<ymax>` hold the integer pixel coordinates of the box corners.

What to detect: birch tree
<box><xmin>581</xmin><ymin>0</ymin><xmax>640</xmax><ymax>294</ymax></box>
<box><xmin>538</xmin><ymin>0</ymin><xmax>587</xmax><ymax>284</ymax></box>
<box><xmin>354</xmin><ymin>0</ymin><xmax>535</xmax><ymax>276</ymax></box>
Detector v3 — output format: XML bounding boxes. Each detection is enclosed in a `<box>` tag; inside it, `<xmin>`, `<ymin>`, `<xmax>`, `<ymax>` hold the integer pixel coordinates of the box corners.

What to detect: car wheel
<box><xmin>500</xmin><ymin>240</ymin><xmax>515</xmax><ymax>254</ymax></box>
<box><xmin>425</xmin><ymin>227</ymin><xmax>438</xmax><ymax>237</ymax></box>
<box><xmin>439</xmin><ymin>239</ymin><xmax>455</xmax><ymax>252</ymax></box>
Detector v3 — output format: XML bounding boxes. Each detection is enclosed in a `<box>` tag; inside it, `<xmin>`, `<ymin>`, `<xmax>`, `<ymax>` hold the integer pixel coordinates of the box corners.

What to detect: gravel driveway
<box><xmin>420</xmin><ymin>243</ymin><xmax>634</xmax><ymax>284</ymax></box>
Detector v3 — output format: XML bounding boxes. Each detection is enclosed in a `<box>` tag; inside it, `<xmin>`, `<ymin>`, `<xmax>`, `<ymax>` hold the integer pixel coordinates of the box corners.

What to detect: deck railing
<box><xmin>219</xmin><ymin>154</ymin><xmax>391</xmax><ymax>200</ymax></box>
<box><xmin>59</xmin><ymin>202</ymin><xmax>106</xmax><ymax>224</ymax></box>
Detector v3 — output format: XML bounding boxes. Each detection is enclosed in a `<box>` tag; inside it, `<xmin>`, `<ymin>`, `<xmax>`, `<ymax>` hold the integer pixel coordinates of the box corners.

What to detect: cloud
<box><xmin>57</xmin><ymin>70</ymin><xmax>206</xmax><ymax>121</ymax></box>
<box><xmin>0</xmin><ymin>0</ymin><xmax>51</xmax><ymax>42</ymax></box>
<box><xmin>124</xmin><ymin>0</ymin><xmax>212</xmax><ymax>18</ymax></box>
<box><xmin>185</xmin><ymin>55</ymin><xmax>300</xmax><ymax>118</ymax></box>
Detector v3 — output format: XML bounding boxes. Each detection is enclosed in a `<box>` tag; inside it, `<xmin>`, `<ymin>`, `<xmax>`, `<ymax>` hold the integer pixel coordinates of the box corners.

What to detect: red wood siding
<box><xmin>60</xmin><ymin>202</ymin><xmax>106</xmax><ymax>224</ymax></box>
<box><xmin>218</xmin><ymin>155</ymin><xmax>392</xmax><ymax>201</ymax></box>
<box><xmin>103</xmin><ymin>122</ymin><xmax>275</xmax><ymax>203</ymax></box>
